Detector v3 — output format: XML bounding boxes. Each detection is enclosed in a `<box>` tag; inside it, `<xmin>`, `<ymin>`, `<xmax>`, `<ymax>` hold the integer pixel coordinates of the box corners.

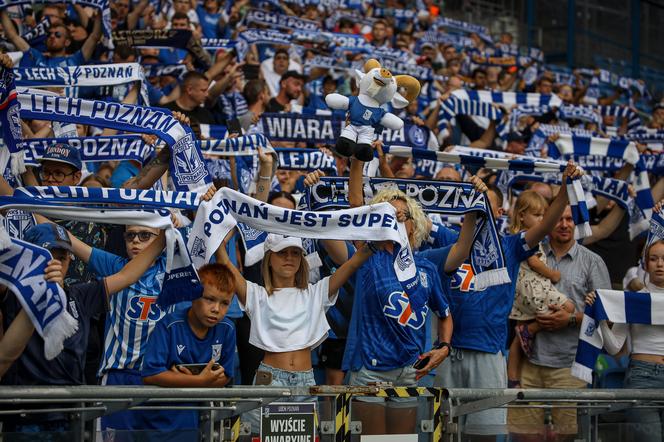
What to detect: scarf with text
<box><xmin>0</xmin><ymin>186</ymin><xmax>204</xmax><ymax>307</ymax></box>
<box><xmin>0</xmin><ymin>238</ymin><xmax>77</xmax><ymax>360</ymax></box>
<box><xmin>188</xmin><ymin>187</ymin><xmax>423</xmax><ymax>297</ymax></box>
<box><xmin>451</xmin><ymin>89</ymin><xmax>562</xmax><ymax>107</ymax></box>
<box><xmin>23</xmin><ymin>135</ymin><xmax>154</xmax><ymax>166</ymax></box>
<box><xmin>17</xmin><ymin>91</ymin><xmax>211</xmax><ymax>193</ymax></box>
<box><xmin>244</xmin><ymin>9</ymin><xmax>320</xmax><ymax>31</ymax></box>
<box><xmin>21</xmin><ymin>16</ymin><xmax>51</xmax><ymax>45</ymax></box>
<box><xmin>304</xmin><ymin>176</ymin><xmax>510</xmax><ymax>289</ymax></box>
<box><xmin>13</xmin><ymin>63</ymin><xmax>149</xmax><ymax>106</ymax></box>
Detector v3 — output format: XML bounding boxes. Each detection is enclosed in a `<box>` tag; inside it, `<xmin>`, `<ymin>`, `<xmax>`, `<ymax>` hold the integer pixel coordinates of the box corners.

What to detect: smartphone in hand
<box><xmin>412</xmin><ymin>356</ymin><xmax>430</xmax><ymax>370</ymax></box>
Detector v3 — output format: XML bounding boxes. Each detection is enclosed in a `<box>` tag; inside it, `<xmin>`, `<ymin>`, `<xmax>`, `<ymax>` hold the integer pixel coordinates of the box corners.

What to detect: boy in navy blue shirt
<box><xmin>141</xmin><ymin>263</ymin><xmax>236</xmax><ymax>435</ymax></box>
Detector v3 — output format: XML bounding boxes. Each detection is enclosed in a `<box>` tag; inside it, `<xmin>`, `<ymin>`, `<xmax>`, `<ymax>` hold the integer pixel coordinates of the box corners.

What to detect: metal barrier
<box><xmin>0</xmin><ymin>386</ymin><xmax>664</xmax><ymax>441</ymax></box>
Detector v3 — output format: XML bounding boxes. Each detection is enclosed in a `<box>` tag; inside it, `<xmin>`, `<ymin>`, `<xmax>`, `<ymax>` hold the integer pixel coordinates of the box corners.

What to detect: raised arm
<box><xmin>104</xmin><ymin>231</ymin><xmax>166</xmax><ymax>295</ymax></box>
<box><xmin>0</xmin><ymin>11</ymin><xmax>30</xmax><ymax>52</ymax></box>
<box><xmin>583</xmin><ymin>202</ymin><xmax>625</xmax><ymax>246</ymax></box>
<box><xmin>444</xmin><ymin>176</ymin><xmax>486</xmax><ymax>272</ymax></box>
<box><xmin>80</xmin><ymin>12</ymin><xmax>102</xmax><ymax>61</ymax></box>
<box><xmin>524</xmin><ymin>161</ymin><xmax>581</xmax><ymax>248</ymax></box>
<box><xmin>0</xmin><ymin>309</ymin><xmax>33</xmax><ymax>378</ymax></box>
<box><xmin>215</xmin><ymin>230</ymin><xmax>247</xmax><ymax>304</ymax></box>
<box><xmin>348</xmin><ymin>158</ymin><xmax>364</xmax><ymax>208</ymax></box>
<box><xmin>254</xmin><ymin>147</ymin><xmax>274</xmax><ymax>202</ymax></box>
<box><xmin>327</xmin><ymin>244</ymin><xmax>372</xmax><ymax>298</ymax></box>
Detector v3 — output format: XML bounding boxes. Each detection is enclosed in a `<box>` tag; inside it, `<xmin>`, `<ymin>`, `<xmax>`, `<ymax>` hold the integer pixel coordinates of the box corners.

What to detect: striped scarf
<box><xmin>572</xmin><ymin>288</ymin><xmax>664</xmax><ymax>383</ymax></box>
<box><xmin>438</xmin><ymin>96</ymin><xmax>503</xmax><ymax>130</ymax></box>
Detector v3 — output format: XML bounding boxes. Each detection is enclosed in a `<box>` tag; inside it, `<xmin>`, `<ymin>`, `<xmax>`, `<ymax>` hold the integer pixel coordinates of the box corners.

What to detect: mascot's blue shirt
<box><xmin>348</xmin><ymin>96</ymin><xmax>386</xmax><ymax>127</ymax></box>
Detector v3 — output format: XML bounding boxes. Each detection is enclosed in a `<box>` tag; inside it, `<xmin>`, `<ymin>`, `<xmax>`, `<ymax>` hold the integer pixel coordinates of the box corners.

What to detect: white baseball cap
<box><xmin>264</xmin><ymin>234</ymin><xmax>305</xmax><ymax>253</ymax></box>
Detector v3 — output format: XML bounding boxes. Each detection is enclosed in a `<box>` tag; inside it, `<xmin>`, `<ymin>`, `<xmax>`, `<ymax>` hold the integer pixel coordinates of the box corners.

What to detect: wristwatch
<box><xmin>434</xmin><ymin>341</ymin><xmax>452</xmax><ymax>352</ymax></box>
<box><xmin>568</xmin><ymin>313</ymin><xmax>577</xmax><ymax>327</ymax></box>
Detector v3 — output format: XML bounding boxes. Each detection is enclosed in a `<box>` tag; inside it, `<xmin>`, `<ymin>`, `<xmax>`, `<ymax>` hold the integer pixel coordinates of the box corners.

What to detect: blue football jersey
<box><xmin>88</xmin><ymin>248</ymin><xmax>167</xmax><ymax>374</ymax></box>
<box><xmin>342</xmin><ymin>249</ymin><xmax>451</xmax><ymax>372</ymax></box>
<box><xmin>419</xmin><ymin>232</ymin><xmax>536</xmax><ymax>353</ymax></box>
<box><xmin>348</xmin><ymin>96</ymin><xmax>386</xmax><ymax>127</ymax></box>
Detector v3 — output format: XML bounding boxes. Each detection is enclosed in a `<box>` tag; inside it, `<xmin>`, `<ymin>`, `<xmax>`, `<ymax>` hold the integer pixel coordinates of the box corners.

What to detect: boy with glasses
<box><xmin>0</xmin><ymin>223</ymin><xmax>166</xmax><ymax>437</ymax></box>
<box><xmin>65</xmin><ymin>223</ymin><xmax>168</xmax><ymax>437</ymax></box>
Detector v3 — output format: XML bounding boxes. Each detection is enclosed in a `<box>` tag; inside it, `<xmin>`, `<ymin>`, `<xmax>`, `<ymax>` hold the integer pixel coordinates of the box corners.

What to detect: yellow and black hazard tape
<box><xmin>334</xmin><ymin>393</ymin><xmax>352</xmax><ymax>442</ymax></box>
<box><xmin>374</xmin><ymin>387</ymin><xmax>439</xmax><ymax>398</ymax></box>
<box><xmin>224</xmin><ymin>414</ymin><xmax>240</xmax><ymax>442</ymax></box>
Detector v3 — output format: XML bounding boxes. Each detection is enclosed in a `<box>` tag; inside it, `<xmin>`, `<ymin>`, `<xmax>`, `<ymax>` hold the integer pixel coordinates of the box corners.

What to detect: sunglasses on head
<box><xmin>124</xmin><ymin>231</ymin><xmax>157</xmax><ymax>242</ymax></box>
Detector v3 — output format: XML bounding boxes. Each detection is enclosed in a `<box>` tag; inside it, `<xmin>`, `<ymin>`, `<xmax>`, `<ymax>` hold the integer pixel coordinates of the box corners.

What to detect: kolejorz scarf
<box><xmin>303</xmin><ymin>177</ymin><xmax>510</xmax><ymax>290</ymax></box>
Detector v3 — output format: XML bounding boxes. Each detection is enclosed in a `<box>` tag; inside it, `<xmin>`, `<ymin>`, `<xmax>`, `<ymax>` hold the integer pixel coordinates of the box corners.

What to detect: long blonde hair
<box><xmin>370</xmin><ymin>188</ymin><xmax>428</xmax><ymax>248</ymax></box>
<box><xmin>261</xmin><ymin>249</ymin><xmax>310</xmax><ymax>295</ymax></box>
<box><xmin>509</xmin><ymin>190</ymin><xmax>548</xmax><ymax>234</ymax></box>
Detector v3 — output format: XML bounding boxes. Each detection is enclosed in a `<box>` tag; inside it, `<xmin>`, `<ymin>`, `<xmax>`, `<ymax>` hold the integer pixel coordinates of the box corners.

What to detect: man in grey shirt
<box><xmin>508</xmin><ymin>206</ymin><xmax>611</xmax><ymax>441</ymax></box>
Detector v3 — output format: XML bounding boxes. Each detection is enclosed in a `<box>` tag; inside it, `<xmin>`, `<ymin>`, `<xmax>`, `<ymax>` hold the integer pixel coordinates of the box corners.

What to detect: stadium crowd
<box><xmin>0</xmin><ymin>0</ymin><xmax>662</xmax><ymax>441</ymax></box>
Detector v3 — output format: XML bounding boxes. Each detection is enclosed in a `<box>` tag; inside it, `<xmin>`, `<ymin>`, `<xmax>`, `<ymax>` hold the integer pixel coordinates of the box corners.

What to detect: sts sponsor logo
<box><xmin>383</xmin><ymin>291</ymin><xmax>428</xmax><ymax>329</ymax></box>
<box><xmin>450</xmin><ymin>263</ymin><xmax>475</xmax><ymax>292</ymax></box>
<box><xmin>126</xmin><ymin>294</ymin><xmax>163</xmax><ymax>321</ymax></box>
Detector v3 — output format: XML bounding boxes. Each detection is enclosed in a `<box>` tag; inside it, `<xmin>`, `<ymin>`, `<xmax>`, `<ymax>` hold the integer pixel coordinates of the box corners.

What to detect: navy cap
<box><xmin>39</xmin><ymin>143</ymin><xmax>82</xmax><ymax>171</ymax></box>
<box><xmin>24</xmin><ymin>223</ymin><xmax>73</xmax><ymax>253</ymax></box>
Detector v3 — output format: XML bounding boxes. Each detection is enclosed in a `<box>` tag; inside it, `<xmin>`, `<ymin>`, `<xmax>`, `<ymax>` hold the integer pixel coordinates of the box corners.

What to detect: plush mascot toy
<box><xmin>325</xmin><ymin>58</ymin><xmax>421</xmax><ymax>161</ymax></box>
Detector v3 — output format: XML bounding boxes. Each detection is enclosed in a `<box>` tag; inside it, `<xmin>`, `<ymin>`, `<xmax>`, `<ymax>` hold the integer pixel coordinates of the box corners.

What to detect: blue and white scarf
<box><xmin>451</xmin><ymin>89</ymin><xmax>562</xmax><ymax>107</ymax></box>
<box><xmin>21</xmin><ymin>16</ymin><xmax>51</xmax><ymax>45</ymax></box>
<box><xmin>438</xmin><ymin>96</ymin><xmax>504</xmax><ymax>130</ymax></box>
<box><xmin>244</xmin><ymin>8</ymin><xmax>320</xmax><ymax>31</ymax></box>
<box><xmin>276</xmin><ymin>148</ymin><xmax>337</xmax><ymax>174</ymax></box>
<box><xmin>434</xmin><ymin>17</ymin><xmax>491</xmax><ymax>42</ymax></box>
<box><xmin>594</xmin><ymin>105</ymin><xmax>642</xmax><ymax>133</ymax></box>
<box><xmin>419</xmin><ymin>31</ymin><xmax>473</xmax><ymax>48</ymax></box>
<box><xmin>189</xmin><ymin>187</ymin><xmax>422</xmax><ymax>298</ymax></box>
<box><xmin>557</xmin><ymin>104</ymin><xmax>603</xmax><ymax>127</ymax></box>
<box><xmin>0</xmin><ymin>68</ymin><xmax>25</xmax><ymax>175</ymax></box>
<box><xmin>0</xmin><ymin>238</ymin><xmax>77</xmax><ymax>360</ymax></box>
<box><xmin>23</xmin><ymin>135</ymin><xmax>154</xmax><ymax>166</ymax></box>
<box><xmin>0</xmin><ymin>0</ymin><xmax>112</xmax><ymax>47</ymax></box>
<box><xmin>0</xmin><ymin>186</ymin><xmax>203</xmax><ymax>307</ymax></box>
<box><xmin>548</xmin><ymin>133</ymin><xmax>653</xmax><ymax>222</ymax></box>
<box><xmin>572</xmin><ymin>288</ymin><xmax>664</xmax><ymax>383</ymax></box>
<box><xmin>304</xmin><ymin>177</ymin><xmax>510</xmax><ymax>290</ymax></box>
<box><xmin>143</xmin><ymin>64</ymin><xmax>188</xmax><ymax>80</ymax></box>
<box><xmin>443</xmin><ymin>145</ymin><xmax>592</xmax><ymax>238</ymax></box>
<box><xmin>17</xmin><ymin>91</ymin><xmax>211</xmax><ymax>193</ymax></box>
<box><xmin>14</xmin><ymin>63</ymin><xmax>149</xmax><ymax>106</ymax></box>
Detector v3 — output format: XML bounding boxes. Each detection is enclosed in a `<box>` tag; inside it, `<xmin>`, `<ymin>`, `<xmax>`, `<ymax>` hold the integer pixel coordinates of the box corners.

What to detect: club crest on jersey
<box><xmin>450</xmin><ymin>263</ymin><xmax>475</xmax><ymax>292</ymax></box>
<box><xmin>211</xmin><ymin>343</ymin><xmax>222</xmax><ymax>361</ymax></box>
<box><xmin>383</xmin><ymin>291</ymin><xmax>428</xmax><ymax>329</ymax></box>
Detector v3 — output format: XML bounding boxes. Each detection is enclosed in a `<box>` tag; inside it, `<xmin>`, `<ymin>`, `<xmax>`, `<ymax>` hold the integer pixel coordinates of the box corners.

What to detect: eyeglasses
<box><xmin>124</xmin><ymin>231</ymin><xmax>158</xmax><ymax>242</ymax></box>
<box><xmin>40</xmin><ymin>169</ymin><xmax>76</xmax><ymax>182</ymax></box>
<box><xmin>48</xmin><ymin>31</ymin><xmax>63</xmax><ymax>38</ymax></box>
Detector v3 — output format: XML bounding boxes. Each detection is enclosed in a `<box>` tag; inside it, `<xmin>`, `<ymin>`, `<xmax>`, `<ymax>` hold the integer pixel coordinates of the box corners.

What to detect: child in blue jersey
<box><xmin>140</xmin><ymin>263</ymin><xmax>236</xmax><ymax>437</ymax></box>
<box><xmin>341</xmin><ymin>158</ymin><xmax>487</xmax><ymax>435</ymax></box>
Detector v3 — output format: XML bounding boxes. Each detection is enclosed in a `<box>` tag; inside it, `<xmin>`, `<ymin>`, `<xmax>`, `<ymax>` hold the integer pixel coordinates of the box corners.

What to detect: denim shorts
<box><xmin>244</xmin><ymin>362</ymin><xmax>317</xmax><ymax>434</ymax></box>
<box><xmin>348</xmin><ymin>366</ymin><xmax>418</xmax><ymax>408</ymax></box>
<box><xmin>254</xmin><ymin>362</ymin><xmax>316</xmax><ymax>388</ymax></box>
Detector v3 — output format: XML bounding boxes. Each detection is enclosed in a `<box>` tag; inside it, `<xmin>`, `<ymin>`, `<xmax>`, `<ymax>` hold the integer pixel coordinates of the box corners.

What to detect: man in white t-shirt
<box><xmin>260</xmin><ymin>48</ymin><xmax>303</xmax><ymax>98</ymax></box>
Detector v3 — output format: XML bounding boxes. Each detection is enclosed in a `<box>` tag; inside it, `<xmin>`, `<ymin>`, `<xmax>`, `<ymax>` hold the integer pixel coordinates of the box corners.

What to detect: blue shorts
<box><xmin>348</xmin><ymin>366</ymin><xmax>418</xmax><ymax>408</ymax></box>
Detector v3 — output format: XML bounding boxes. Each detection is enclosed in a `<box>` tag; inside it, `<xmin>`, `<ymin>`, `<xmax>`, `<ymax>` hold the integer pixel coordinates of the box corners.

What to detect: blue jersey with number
<box><xmin>88</xmin><ymin>248</ymin><xmax>167</xmax><ymax>374</ymax></box>
<box><xmin>348</xmin><ymin>95</ymin><xmax>386</xmax><ymax>127</ymax></box>
<box><xmin>418</xmin><ymin>232</ymin><xmax>536</xmax><ymax>353</ymax></box>
<box><xmin>342</xmin><ymin>249</ymin><xmax>451</xmax><ymax>372</ymax></box>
